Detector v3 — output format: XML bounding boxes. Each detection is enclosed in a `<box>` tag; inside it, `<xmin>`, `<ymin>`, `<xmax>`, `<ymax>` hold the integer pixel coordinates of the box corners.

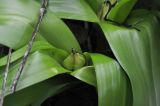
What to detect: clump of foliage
<box><xmin>0</xmin><ymin>0</ymin><xmax>160</xmax><ymax>106</ymax></box>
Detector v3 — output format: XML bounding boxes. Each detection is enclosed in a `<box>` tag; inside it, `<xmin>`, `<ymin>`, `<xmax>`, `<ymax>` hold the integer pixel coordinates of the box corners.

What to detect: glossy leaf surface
<box><xmin>71</xmin><ymin>53</ymin><xmax>132</xmax><ymax>106</ymax></box>
<box><xmin>100</xmin><ymin>10</ymin><xmax>160</xmax><ymax>106</ymax></box>
<box><xmin>91</xmin><ymin>54</ymin><xmax>132</xmax><ymax>106</ymax></box>
<box><xmin>0</xmin><ymin>0</ymin><xmax>81</xmax><ymax>52</ymax></box>
<box><xmin>48</xmin><ymin>0</ymin><xmax>99</xmax><ymax>22</ymax></box>
<box><xmin>4</xmin><ymin>75</ymin><xmax>78</xmax><ymax>106</ymax></box>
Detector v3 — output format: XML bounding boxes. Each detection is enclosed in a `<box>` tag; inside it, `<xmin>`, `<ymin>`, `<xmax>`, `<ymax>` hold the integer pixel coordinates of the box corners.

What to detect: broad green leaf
<box><xmin>0</xmin><ymin>0</ymin><xmax>39</xmax><ymax>23</ymax></box>
<box><xmin>4</xmin><ymin>75</ymin><xmax>78</xmax><ymax>106</ymax></box>
<box><xmin>32</xmin><ymin>75</ymin><xmax>79</xmax><ymax>106</ymax></box>
<box><xmin>90</xmin><ymin>54</ymin><xmax>132</xmax><ymax>106</ymax></box>
<box><xmin>0</xmin><ymin>19</ymin><xmax>43</xmax><ymax>50</ymax></box>
<box><xmin>100</xmin><ymin>10</ymin><xmax>160</xmax><ymax>106</ymax></box>
<box><xmin>106</xmin><ymin>0</ymin><xmax>137</xmax><ymax>23</ymax></box>
<box><xmin>0</xmin><ymin>41</ymin><xmax>68</xmax><ymax>67</ymax></box>
<box><xmin>47</xmin><ymin>0</ymin><xmax>99</xmax><ymax>22</ymax></box>
<box><xmin>0</xmin><ymin>0</ymin><xmax>44</xmax><ymax>49</ymax></box>
<box><xmin>71</xmin><ymin>66</ymin><xmax>96</xmax><ymax>86</ymax></box>
<box><xmin>0</xmin><ymin>0</ymin><xmax>81</xmax><ymax>52</ymax></box>
<box><xmin>0</xmin><ymin>51</ymin><xmax>70</xmax><ymax>96</ymax></box>
<box><xmin>40</xmin><ymin>12</ymin><xmax>82</xmax><ymax>53</ymax></box>
<box><xmin>71</xmin><ymin>53</ymin><xmax>132</xmax><ymax>106</ymax></box>
<box><xmin>86</xmin><ymin>0</ymin><xmax>104</xmax><ymax>13</ymax></box>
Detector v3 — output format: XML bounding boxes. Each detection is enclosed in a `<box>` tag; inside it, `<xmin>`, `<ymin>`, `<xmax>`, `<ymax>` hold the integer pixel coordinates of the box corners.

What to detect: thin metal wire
<box><xmin>0</xmin><ymin>48</ymin><xmax>12</xmax><ymax>106</ymax></box>
<box><xmin>10</xmin><ymin>0</ymin><xmax>49</xmax><ymax>93</ymax></box>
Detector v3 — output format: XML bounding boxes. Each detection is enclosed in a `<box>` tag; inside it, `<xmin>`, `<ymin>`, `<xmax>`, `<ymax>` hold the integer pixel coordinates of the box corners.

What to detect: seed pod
<box><xmin>62</xmin><ymin>53</ymin><xmax>75</xmax><ymax>70</ymax></box>
<box><xmin>74</xmin><ymin>53</ymin><xmax>86</xmax><ymax>70</ymax></box>
<box><xmin>62</xmin><ymin>50</ymin><xmax>86</xmax><ymax>70</ymax></box>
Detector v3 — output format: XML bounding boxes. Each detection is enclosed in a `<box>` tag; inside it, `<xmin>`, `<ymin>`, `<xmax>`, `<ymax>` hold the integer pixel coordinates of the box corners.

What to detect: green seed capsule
<box><xmin>62</xmin><ymin>50</ymin><xmax>86</xmax><ymax>70</ymax></box>
<box><xmin>74</xmin><ymin>53</ymin><xmax>86</xmax><ymax>70</ymax></box>
<box><xmin>62</xmin><ymin>53</ymin><xmax>75</xmax><ymax>70</ymax></box>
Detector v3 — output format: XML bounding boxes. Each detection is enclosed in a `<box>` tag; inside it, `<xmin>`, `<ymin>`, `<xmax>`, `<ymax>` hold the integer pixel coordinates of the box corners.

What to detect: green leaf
<box><xmin>90</xmin><ymin>54</ymin><xmax>132</xmax><ymax>106</ymax></box>
<box><xmin>0</xmin><ymin>0</ymin><xmax>39</xmax><ymax>22</ymax></box>
<box><xmin>71</xmin><ymin>53</ymin><xmax>132</xmax><ymax>106</ymax></box>
<box><xmin>106</xmin><ymin>0</ymin><xmax>137</xmax><ymax>23</ymax></box>
<box><xmin>0</xmin><ymin>0</ymin><xmax>44</xmax><ymax>49</ymax></box>
<box><xmin>0</xmin><ymin>18</ymin><xmax>43</xmax><ymax>50</ymax></box>
<box><xmin>0</xmin><ymin>0</ymin><xmax>81</xmax><ymax>52</ymax></box>
<box><xmin>86</xmin><ymin>0</ymin><xmax>104</xmax><ymax>13</ymax></box>
<box><xmin>47</xmin><ymin>0</ymin><xmax>99</xmax><ymax>22</ymax></box>
<box><xmin>4</xmin><ymin>75</ymin><xmax>78</xmax><ymax>106</ymax></box>
<box><xmin>0</xmin><ymin>51</ymin><xmax>70</xmax><ymax>96</ymax></box>
<box><xmin>0</xmin><ymin>41</ymin><xmax>61</xmax><ymax>67</ymax></box>
<box><xmin>40</xmin><ymin>12</ymin><xmax>82</xmax><ymax>52</ymax></box>
<box><xmin>71</xmin><ymin>66</ymin><xmax>96</xmax><ymax>87</ymax></box>
<box><xmin>100</xmin><ymin>10</ymin><xmax>160</xmax><ymax>106</ymax></box>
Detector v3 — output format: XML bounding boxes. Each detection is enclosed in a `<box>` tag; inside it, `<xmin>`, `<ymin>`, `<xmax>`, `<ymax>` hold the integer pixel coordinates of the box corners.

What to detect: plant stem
<box><xmin>10</xmin><ymin>0</ymin><xmax>49</xmax><ymax>93</ymax></box>
<box><xmin>0</xmin><ymin>48</ymin><xmax>12</xmax><ymax>106</ymax></box>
